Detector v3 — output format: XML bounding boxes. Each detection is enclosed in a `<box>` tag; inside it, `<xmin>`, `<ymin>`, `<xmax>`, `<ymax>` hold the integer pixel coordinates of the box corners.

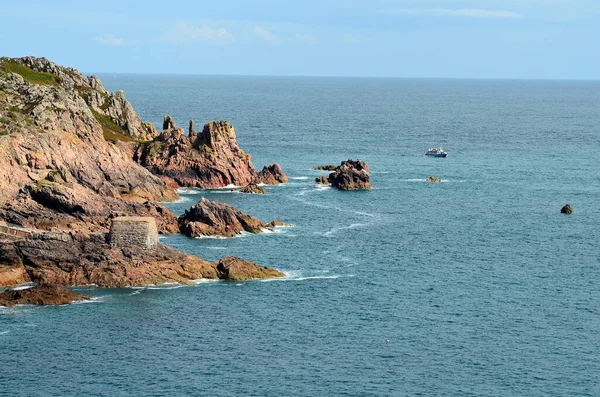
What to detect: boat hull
<box><xmin>425</xmin><ymin>153</ymin><xmax>447</xmax><ymax>158</ymax></box>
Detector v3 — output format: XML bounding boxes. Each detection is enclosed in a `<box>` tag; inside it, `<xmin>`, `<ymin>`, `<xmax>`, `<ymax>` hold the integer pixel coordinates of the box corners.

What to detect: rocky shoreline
<box><xmin>0</xmin><ymin>56</ymin><xmax>374</xmax><ymax>306</ymax></box>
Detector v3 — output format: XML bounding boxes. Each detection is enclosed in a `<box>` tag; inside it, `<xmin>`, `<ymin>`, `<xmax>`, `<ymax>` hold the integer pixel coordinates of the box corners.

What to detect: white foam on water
<box><xmin>194</xmin><ymin>231</ymin><xmax>253</xmax><ymax>239</ymax></box>
<box><xmin>205</xmin><ymin>246</ymin><xmax>227</xmax><ymax>250</ymax></box>
<box><xmin>290</xmin><ymin>176</ymin><xmax>309</xmax><ymax>180</ymax></box>
<box><xmin>10</xmin><ymin>283</ymin><xmax>36</xmax><ymax>291</ymax></box>
<box><xmin>259</xmin><ymin>270</ymin><xmax>352</xmax><ymax>282</ymax></box>
<box><xmin>319</xmin><ymin>223</ymin><xmax>371</xmax><ymax>237</ymax></box>
<box><xmin>177</xmin><ymin>187</ymin><xmax>202</xmax><ymax>195</ymax></box>
<box><xmin>0</xmin><ymin>330</ymin><xmax>10</xmax><ymax>335</ymax></box>
<box><xmin>191</xmin><ymin>279</ymin><xmax>220</xmax><ymax>284</ymax></box>
<box><xmin>72</xmin><ymin>297</ymin><xmax>104</xmax><ymax>305</ymax></box>
<box><xmin>146</xmin><ymin>284</ymin><xmax>185</xmax><ymax>290</ymax></box>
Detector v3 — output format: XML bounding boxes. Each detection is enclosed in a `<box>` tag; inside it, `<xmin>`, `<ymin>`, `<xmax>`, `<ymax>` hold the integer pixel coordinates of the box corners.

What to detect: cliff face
<box><xmin>135</xmin><ymin>117</ymin><xmax>287</xmax><ymax>188</ymax></box>
<box><xmin>0</xmin><ymin>57</ymin><xmax>178</xmax><ymax>231</ymax></box>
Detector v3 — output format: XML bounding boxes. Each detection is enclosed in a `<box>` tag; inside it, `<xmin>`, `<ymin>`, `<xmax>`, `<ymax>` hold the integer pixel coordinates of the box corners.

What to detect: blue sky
<box><xmin>1</xmin><ymin>0</ymin><xmax>599</xmax><ymax>79</ymax></box>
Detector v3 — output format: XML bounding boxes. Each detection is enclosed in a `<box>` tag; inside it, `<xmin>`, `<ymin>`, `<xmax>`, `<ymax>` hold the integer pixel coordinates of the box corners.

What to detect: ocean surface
<box><xmin>2</xmin><ymin>75</ymin><xmax>600</xmax><ymax>396</ymax></box>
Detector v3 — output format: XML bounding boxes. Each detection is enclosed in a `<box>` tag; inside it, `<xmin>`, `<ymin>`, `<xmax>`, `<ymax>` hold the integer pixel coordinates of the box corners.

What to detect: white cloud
<box><xmin>253</xmin><ymin>25</ymin><xmax>278</xmax><ymax>42</ymax></box>
<box><xmin>382</xmin><ymin>8</ymin><xmax>523</xmax><ymax>18</ymax></box>
<box><xmin>95</xmin><ymin>34</ymin><xmax>140</xmax><ymax>46</ymax></box>
<box><xmin>160</xmin><ymin>21</ymin><xmax>233</xmax><ymax>45</ymax></box>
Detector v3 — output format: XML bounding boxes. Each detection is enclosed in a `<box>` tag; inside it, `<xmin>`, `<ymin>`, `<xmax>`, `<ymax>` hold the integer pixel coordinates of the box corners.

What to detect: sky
<box><xmin>1</xmin><ymin>0</ymin><xmax>599</xmax><ymax>79</ymax></box>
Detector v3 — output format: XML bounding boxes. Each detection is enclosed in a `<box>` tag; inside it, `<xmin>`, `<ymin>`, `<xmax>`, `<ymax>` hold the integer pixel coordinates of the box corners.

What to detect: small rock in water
<box><xmin>426</xmin><ymin>176</ymin><xmax>441</xmax><ymax>183</ymax></box>
<box><xmin>560</xmin><ymin>204</ymin><xmax>573</xmax><ymax>214</ymax></box>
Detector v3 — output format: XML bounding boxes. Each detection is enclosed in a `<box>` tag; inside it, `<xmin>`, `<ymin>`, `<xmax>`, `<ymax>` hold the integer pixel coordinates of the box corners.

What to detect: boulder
<box><xmin>266</xmin><ymin>220</ymin><xmax>291</xmax><ymax>228</ymax></box>
<box><xmin>426</xmin><ymin>176</ymin><xmax>441</xmax><ymax>183</ymax></box>
<box><xmin>240</xmin><ymin>183</ymin><xmax>266</xmax><ymax>194</ymax></box>
<box><xmin>0</xmin><ymin>285</ymin><xmax>90</xmax><ymax>306</ymax></box>
<box><xmin>214</xmin><ymin>256</ymin><xmax>284</xmax><ymax>281</ymax></box>
<box><xmin>560</xmin><ymin>204</ymin><xmax>573</xmax><ymax>214</ymax></box>
<box><xmin>178</xmin><ymin>198</ymin><xmax>266</xmax><ymax>237</ymax></box>
<box><xmin>315</xmin><ymin>176</ymin><xmax>329</xmax><ymax>185</ymax></box>
<box><xmin>258</xmin><ymin>164</ymin><xmax>288</xmax><ymax>185</ymax></box>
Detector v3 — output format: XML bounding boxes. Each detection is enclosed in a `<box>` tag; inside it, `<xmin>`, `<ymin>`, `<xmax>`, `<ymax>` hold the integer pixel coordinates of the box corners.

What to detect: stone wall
<box><xmin>0</xmin><ymin>221</ymin><xmax>32</xmax><ymax>239</ymax></box>
<box><xmin>108</xmin><ymin>217</ymin><xmax>158</xmax><ymax>250</ymax></box>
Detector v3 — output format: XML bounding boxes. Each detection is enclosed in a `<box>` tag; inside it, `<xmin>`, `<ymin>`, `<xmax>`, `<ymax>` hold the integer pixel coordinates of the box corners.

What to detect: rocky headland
<box><xmin>0</xmin><ymin>56</ymin><xmax>286</xmax><ymax>294</ymax></box>
<box><xmin>314</xmin><ymin>160</ymin><xmax>372</xmax><ymax>190</ymax></box>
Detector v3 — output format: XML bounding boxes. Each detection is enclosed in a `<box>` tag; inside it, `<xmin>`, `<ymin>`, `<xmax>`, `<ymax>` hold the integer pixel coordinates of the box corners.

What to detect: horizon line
<box><xmin>86</xmin><ymin>71</ymin><xmax>600</xmax><ymax>83</ymax></box>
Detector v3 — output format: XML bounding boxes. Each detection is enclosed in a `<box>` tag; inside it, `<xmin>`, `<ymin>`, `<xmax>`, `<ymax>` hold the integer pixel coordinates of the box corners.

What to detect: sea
<box><xmin>1</xmin><ymin>75</ymin><xmax>599</xmax><ymax>396</ymax></box>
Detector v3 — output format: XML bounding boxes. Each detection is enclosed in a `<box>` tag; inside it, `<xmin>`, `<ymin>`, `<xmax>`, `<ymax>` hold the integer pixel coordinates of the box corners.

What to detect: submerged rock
<box><xmin>214</xmin><ymin>256</ymin><xmax>284</xmax><ymax>281</ymax></box>
<box><xmin>426</xmin><ymin>176</ymin><xmax>441</xmax><ymax>183</ymax></box>
<box><xmin>313</xmin><ymin>164</ymin><xmax>337</xmax><ymax>171</ymax></box>
<box><xmin>0</xmin><ymin>285</ymin><xmax>90</xmax><ymax>306</ymax></box>
<box><xmin>560</xmin><ymin>204</ymin><xmax>573</xmax><ymax>214</ymax></box>
<box><xmin>240</xmin><ymin>183</ymin><xmax>266</xmax><ymax>194</ymax></box>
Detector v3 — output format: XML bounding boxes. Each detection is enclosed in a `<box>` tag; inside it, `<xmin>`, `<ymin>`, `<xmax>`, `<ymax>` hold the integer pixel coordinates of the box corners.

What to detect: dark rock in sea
<box><xmin>0</xmin><ymin>285</ymin><xmax>90</xmax><ymax>306</ymax></box>
<box><xmin>315</xmin><ymin>176</ymin><xmax>330</xmax><ymax>185</ymax></box>
<box><xmin>214</xmin><ymin>256</ymin><xmax>285</xmax><ymax>281</ymax></box>
<box><xmin>258</xmin><ymin>164</ymin><xmax>288</xmax><ymax>185</ymax></box>
<box><xmin>426</xmin><ymin>176</ymin><xmax>441</xmax><ymax>183</ymax></box>
<box><xmin>240</xmin><ymin>183</ymin><xmax>266</xmax><ymax>194</ymax></box>
<box><xmin>266</xmin><ymin>220</ymin><xmax>291</xmax><ymax>228</ymax></box>
<box><xmin>313</xmin><ymin>164</ymin><xmax>337</xmax><ymax>171</ymax></box>
<box><xmin>328</xmin><ymin>160</ymin><xmax>371</xmax><ymax>190</ymax></box>
<box><xmin>560</xmin><ymin>204</ymin><xmax>573</xmax><ymax>214</ymax></box>
<box><xmin>178</xmin><ymin>198</ymin><xmax>267</xmax><ymax>238</ymax></box>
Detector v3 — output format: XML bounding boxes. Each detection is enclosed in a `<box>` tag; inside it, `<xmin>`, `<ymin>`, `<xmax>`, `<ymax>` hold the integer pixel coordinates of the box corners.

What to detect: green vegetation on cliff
<box><xmin>0</xmin><ymin>59</ymin><xmax>60</xmax><ymax>86</ymax></box>
<box><xmin>90</xmin><ymin>108</ymin><xmax>137</xmax><ymax>143</ymax></box>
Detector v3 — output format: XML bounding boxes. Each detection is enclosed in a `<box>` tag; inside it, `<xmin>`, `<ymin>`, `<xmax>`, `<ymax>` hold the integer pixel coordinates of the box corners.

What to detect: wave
<box><xmin>0</xmin><ymin>330</ymin><xmax>10</xmax><ymax>335</ymax></box>
<box><xmin>205</xmin><ymin>246</ymin><xmax>227</xmax><ymax>250</ymax></box>
<box><xmin>259</xmin><ymin>270</ymin><xmax>353</xmax><ymax>282</ymax></box>
<box><xmin>318</xmin><ymin>223</ymin><xmax>370</xmax><ymax>237</ymax></box>
<box><xmin>290</xmin><ymin>176</ymin><xmax>309</xmax><ymax>180</ymax></box>
<box><xmin>71</xmin><ymin>297</ymin><xmax>104</xmax><ymax>304</ymax></box>
<box><xmin>191</xmin><ymin>279</ymin><xmax>220</xmax><ymax>285</ymax></box>
<box><xmin>10</xmin><ymin>283</ymin><xmax>36</xmax><ymax>291</ymax></box>
<box><xmin>195</xmin><ymin>231</ymin><xmax>253</xmax><ymax>239</ymax></box>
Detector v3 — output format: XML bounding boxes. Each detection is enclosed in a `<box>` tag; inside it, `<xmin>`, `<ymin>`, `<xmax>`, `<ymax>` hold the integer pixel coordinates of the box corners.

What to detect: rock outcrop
<box><xmin>240</xmin><ymin>183</ymin><xmax>266</xmax><ymax>194</ymax></box>
<box><xmin>315</xmin><ymin>176</ymin><xmax>329</xmax><ymax>185</ymax></box>
<box><xmin>214</xmin><ymin>256</ymin><xmax>285</xmax><ymax>281</ymax></box>
<box><xmin>314</xmin><ymin>160</ymin><xmax>371</xmax><ymax>190</ymax></box>
<box><xmin>0</xmin><ymin>56</ymin><xmax>178</xmax><ymax>233</ymax></box>
<box><xmin>426</xmin><ymin>176</ymin><xmax>441</xmax><ymax>183</ymax></box>
<box><xmin>258</xmin><ymin>164</ymin><xmax>288</xmax><ymax>185</ymax></box>
<box><xmin>178</xmin><ymin>198</ymin><xmax>267</xmax><ymax>238</ymax></box>
<box><xmin>0</xmin><ymin>285</ymin><xmax>90</xmax><ymax>306</ymax></box>
<box><xmin>134</xmin><ymin>117</ymin><xmax>287</xmax><ymax>188</ymax></box>
<box><xmin>560</xmin><ymin>204</ymin><xmax>573</xmax><ymax>214</ymax></box>
<box><xmin>0</xmin><ymin>230</ymin><xmax>283</xmax><ymax>287</ymax></box>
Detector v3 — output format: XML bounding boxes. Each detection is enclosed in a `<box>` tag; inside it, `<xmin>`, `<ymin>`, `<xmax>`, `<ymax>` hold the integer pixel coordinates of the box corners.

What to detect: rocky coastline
<box><xmin>0</xmin><ymin>56</ymin><xmax>289</xmax><ymax>302</ymax></box>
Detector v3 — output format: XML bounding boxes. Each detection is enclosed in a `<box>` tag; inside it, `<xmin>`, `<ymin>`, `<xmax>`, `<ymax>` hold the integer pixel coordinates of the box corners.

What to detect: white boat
<box><xmin>425</xmin><ymin>148</ymin><xmax>447</xmax><ymax>158</ymax></box>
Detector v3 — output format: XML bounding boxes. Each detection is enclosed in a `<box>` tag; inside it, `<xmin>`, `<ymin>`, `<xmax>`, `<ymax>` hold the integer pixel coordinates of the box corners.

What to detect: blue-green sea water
<box><xmin>1</xmin><ymin>76</ymin><xmax>599</xmax><ymax>396</ymax></box>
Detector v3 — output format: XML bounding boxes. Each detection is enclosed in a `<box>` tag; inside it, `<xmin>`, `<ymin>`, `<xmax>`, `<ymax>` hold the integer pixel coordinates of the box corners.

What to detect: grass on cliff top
<box><xmin>0</xmin><ymin>59</ymin><xmax>60</xmax><ymax>86</ymax></box>
<box><xmin>90</xmin><ymin>108</ymin><xmax>137</xmax><ymax>143</ymax></box>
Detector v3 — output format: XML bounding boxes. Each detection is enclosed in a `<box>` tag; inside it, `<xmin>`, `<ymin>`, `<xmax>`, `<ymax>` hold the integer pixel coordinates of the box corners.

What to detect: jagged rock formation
<box><xmin>314</xmin><ymin>160</ymin><xmax>371</xmax><ymax>190</ymax></box>
<box><xmin>426</xmin><ymin>176</ymin><xmax>441</xmax><ymax>183</ymax></box>
<box><xmin>0</xmin><ymin>230</ymin><xmax>284</xmax><ymax>287</ymax></box>
<box><xmin>561</xmin><ymin>204</ymin><xmax>573</xmax><ymax>214</ymax></box>
<box><xmin>258</xmin><ymin>164</ymin><xmax>288</xmax><ymax>185</ymax></box>
<box><xmin>134</xmin><ymin>117</ymin><xmax>287</xmax><ymax>188</ymax></box>
<box><xmin>0</xmin><ymin>285</ymin><xmax>90</xmax><ymax>306</ymax></box>
<box><xmin>240</xmin><ymin>183</ymin><xmax>266</xmax><ymax>194</ymax></box>
<box><xmin>178</xmin><ymin>197</ymin><xmax>268</xmax><ymax>237</ymax></box>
